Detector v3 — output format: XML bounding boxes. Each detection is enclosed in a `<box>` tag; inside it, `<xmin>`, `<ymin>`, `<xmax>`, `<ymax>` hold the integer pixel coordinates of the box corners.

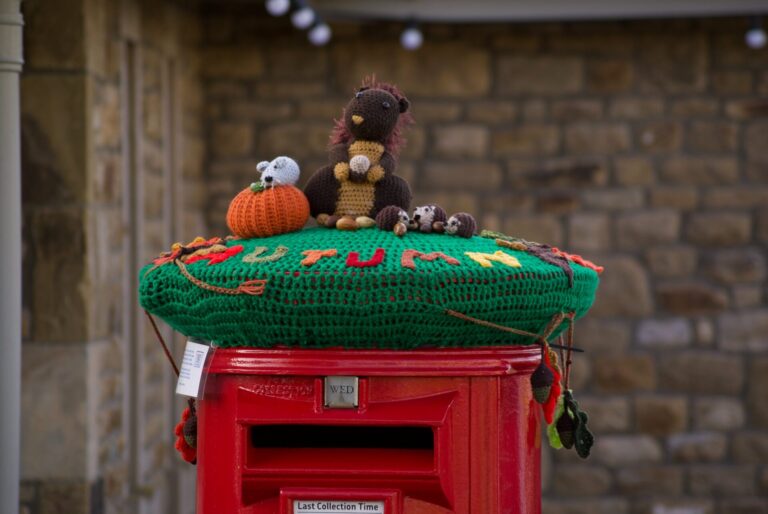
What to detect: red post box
<box><xmin>197</xmin><ymin>346</ymin><xmax>542</xmax><ymax>514</ymax></box>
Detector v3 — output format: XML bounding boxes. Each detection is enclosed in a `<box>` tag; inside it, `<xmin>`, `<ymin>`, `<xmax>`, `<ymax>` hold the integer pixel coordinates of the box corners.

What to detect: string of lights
<box><xmin>265</xmin><ymin>1</ymin><xmax>766</xmax><ymax>51</ymax></box>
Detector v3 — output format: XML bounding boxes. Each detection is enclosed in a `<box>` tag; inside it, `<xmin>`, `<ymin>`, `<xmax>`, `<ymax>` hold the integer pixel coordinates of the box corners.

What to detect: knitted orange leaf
<box><xmin>226</xmin><ymin>185</ymin><xmax>310</xmax><ymax>238</ymax></box>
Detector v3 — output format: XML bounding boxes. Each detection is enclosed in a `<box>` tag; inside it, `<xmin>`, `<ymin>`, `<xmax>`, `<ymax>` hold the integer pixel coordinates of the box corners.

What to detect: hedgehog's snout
<box><xmin>413</xmin><ymin>214</ymin><xmax>421</xmax><ymax>221</ymax></box>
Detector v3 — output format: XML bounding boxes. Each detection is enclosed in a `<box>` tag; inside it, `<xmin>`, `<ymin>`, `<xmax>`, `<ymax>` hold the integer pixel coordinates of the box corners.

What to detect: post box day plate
<box><xmin>139</xmin><ymin>228</ymin><xmax>599</xmax><ymax>349</ymax></box>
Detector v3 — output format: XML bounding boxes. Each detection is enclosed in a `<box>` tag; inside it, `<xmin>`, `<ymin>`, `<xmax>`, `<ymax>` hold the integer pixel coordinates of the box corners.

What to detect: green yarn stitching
<box><xmin>139</xmin><ymin>228</ymin><xmax>599</xmax><ymax>349</ymax></box>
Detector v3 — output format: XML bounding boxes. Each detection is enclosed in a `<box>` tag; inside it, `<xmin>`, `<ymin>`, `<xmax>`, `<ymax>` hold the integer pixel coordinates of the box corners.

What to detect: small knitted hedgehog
<box><xmin>445</xmin><ymin>212</ymin><xmax>477</xmax><ymax>238</ymax></box>
<box><xmin>376</xmin><ymin>205</ymin><xmax>410</xmax><ymax>236</ymax></box>
<box><xmin>256</xmin><ymin>156</ymin><xmax>300</xmax><ymax>188</ymax></box>
<box><xmin>410</xmin><ymin>205</ymin><xmax>447</xmax><ymax>233</ymax></box>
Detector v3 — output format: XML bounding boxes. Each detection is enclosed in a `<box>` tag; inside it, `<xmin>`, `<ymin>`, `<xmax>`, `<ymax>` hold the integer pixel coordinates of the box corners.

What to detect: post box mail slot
<box><xmin>197</xmin><ymin>347</ymin><xmax>542</xmax><ymax>514</ymax></box>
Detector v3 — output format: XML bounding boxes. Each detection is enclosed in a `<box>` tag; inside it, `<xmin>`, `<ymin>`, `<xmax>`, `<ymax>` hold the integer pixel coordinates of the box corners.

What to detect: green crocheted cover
<box><xmin>139</xmin><ymin>228</ymin><xmax>599</xmax><ymax>348</ymax></box>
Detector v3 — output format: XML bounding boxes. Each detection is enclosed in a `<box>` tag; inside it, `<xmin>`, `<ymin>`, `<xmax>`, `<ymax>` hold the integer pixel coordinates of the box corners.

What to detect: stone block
<box><xmin>656</xmin><ymin>282</ymin><xmax>728</xmax><ymax>315</ymax></box>
<box><xmin>565</xmin><ymin>123</ymin><xmax>631</xmax><ymax>155</ymax></box>
<box><xmin>719</xmin><ymin>309</ymin><xmax>768</xmax><ymax>352</ymax></box>
<box><xmin>27</xmin><ymin>209</ymin><xmax>88</xmax><ymax>342</ymax></box>
<box><xmin>423</xmin><ymin>162</ymin><xmax>502</xmax><ymax>191</ymax></box>
<box><xmin>733</xmin><ymin>286</ymin><xmax>764</xmax><ymax>309</ymax></box>
<box><xmin>668</xmin><ymin>432</ymin><xmax>728</xmax><ymax>463</ymax></box>
<box><xmin>609</xmin><ymin>98</ymin><xmax>664</xmax><ymax>119</ymax></box>
<box><xmin>637</xmin><ymin>122</ymin><xmax>683</xmax><ymax>153</ymax></box>
<box><xmin>521</xmin><ymin>99</ymin><xmax>548</xmax><ymax>120</ymax></box>
<box><xmin>689</xmin><ymin>465</ymin><xmax>756</xmax><ymax>495</ymax></box>
<box><xmin>704</xmin><ymin>249</ymin><xmax>766</xmax><ymax>284</ymax></box>
<box><xmin>661</xmin><ymin>157</ymin><xmax>739</xmax><ymax>185</ymax></box>
<box><xmin>548</xmin><ymin>32</ymin><xmax>634</xmax><ymax>56</ymax></box>
<box><xmin>201</xmin><ymin>46</ymin><xmax>264</xmax><ymax>78</ymax></box>
<box><xmin>265</xmin><ymin>46</ymin><xmax>328</xmax><ymax>78</ymax></box>
<box><xmin>637</xmin><ymin>35</ymin><xmax>707</xmax><ymax>93</ymax></box>
<box><xmin>687</xmin><ymin>212</ymin><xmax>751</xmax><ymax>246</ymax></box>
<box><xmin>466</xmin><ymin>101</ymin><xmax>517</xmax><ymax>124</ymax></box>
<box><xmin>658</xmin><ymin>352</ymin><xmax>742</xmax><ymax>394</ymax></box>
<box><xmin>332</xmin><ymin>43</ymin><xmax>490</xmax><ymax>98</ymax></box>
<box><xmin>21</xmin><ymin>75</ymin><xmax>88</xmax><ymax>205</ymax></box>
<box><xmin>542</xmin><ymin>499</ymin><xmax>629</xmax><ymax>514</ymax></box>
<box><xmin>256</xmin><ymin>122</ymin><xmax>329</xmax><ymax>158</ymax></box>
<box><xmin>672</xmin><ymin>98</ymin><xmax>719</xmax><ymax>117</ymax></box>
<box><xmin>229</xmin><ymin>100</ymin><xmax>294</xmax><ymax>121</ymax></box>
<box><xmin>502</xmin><ymin>215</ymin><xmax>563</xmax><ymax>246</ymax></box>
<box><xmin>746</xmin><ymin>121</ymin><xmax>768</xmax><ymax>165</ymax></box>
<box><xmin>568</xmin><ymin>213</ymin><xmax>610</xmax><ymax>252</ymax></box>
<box><xmin>712</xmin><ymin>70</ymin><xmax>753</xmax><ymax>94</ymax></box>
<box><xmin>748</xmin><ymin>358</ymin><xmax>768</xmax><ymax>428</ymax></box>
<box><xmin>492</xmin><ymin>125</ymin><xmax>560</xmax><ymax>156</ymax></box>
<box><xmin>23</xmin><ymin>0</ymin><xmax>86</xmax><ymax>71</ymax></box>
<box><xmin>633</xmin><ymin>500</ymin><xmax>714</xmax><ymax>514</ymax></box>
<box><xmin>718</xmin><ymin>498</ymin><xmax>768</xmax><ymax>514</ymax></box>
<box><xmin>732</xmin><ymin>432</ymin><xmax>768</xmax><ymax>463</ymax></box>
<box><xmin>432</xmin><ymin>125</ymin><xmax>489</xmax><ymax>159</ymax></box>
<box><xmin>550</xmin><ymin>99</ymin><xmax>603</xmax><ymax>121</ymax></box>
<box><xmin>255</xmin><ymin>80</ymin><xmax>327</xmax><ymax>99</ymax></box>
<box><xmin>38</xmin><ymin>479</ymin><xmax>89</xmax><ymax>514</ymax></box>
<box><xmin>593</xmin><ymin>354</ymin><xmax>655</xmax><ymax>393</ymax></box>
<box><xmin>615</xmin><ymin>210</ymin><xmax>680</xmax><ymax>249</ymax></box>
<box><xmin>212</xmin><ymin>122</ymin><xmax>253</xmax><ymax>157</ymax></box>
<box><xmin>576</xmin><ymin>319</ymin><xmax>631</xmax><ymax>355</ymax></box>
<box><xmin>613</xmin><ymin>157</ymin><xmax>655</xmax><ymax>186</ymax></box>
<box><xmin>592</xmin><ymin>435</ymin><xmax>662</xmax><ymax>466</ymax></box>
<box><xmin>22</xmin><ymin>344</ymin><xmax>88</xmax><ymax>479</ymax></box>
<box><xmin>687</xmin><ymin>121</ymin><xmax>739</xmax><ymax>153</ymax></box>
<box><xmin>694</xmin><ymin>397</ymin><xmax>745</xmax><ymax>431</ymax></box>
<box><xmin>616</xmin><ymin>466</ymin><xmax>683</xmax><ymax>496</ymax></box>
<box><xmin>583</xmin><ymin>189</ymin><xmax>644</xmax><ymax>211</ymax></box>
<box><xmin>636</xmin><ymin>318</ymin><xmax>692</xmax><ymax>348</ymax></box>
<box><xmin>575</xmin><ymin>396</ymin><xmax>630</xmax><ymax>432</ymax></box>
<box><xmin>586</xmin><ymin>59</ymin><xmax>633</xmax><ymax>93</ymax></box>
<box><xmin>537</xmin><ymin>193</ymin><xmax>581</xmax><ymax>214</ymax></box>
<box><xmin>646</xmin><ymin>246</ymin><xmax>697</xmax><ymax>277</ymax></box>
<box><xmin>635</xmin><ymin>395</ymin><xmax>687</xmax><ymax>435</ymax></box>
<box><xmin>497</xmin><ymin>56</ymin><xmax>583</xmax><ymax>95</ymax></box>
<box><xmin>507</xmin><ymin>158</ymin><xmax>607</xmax><ymax>188</ymax></box>
<box><xmin>703</xmin><ymin>187</ymin><xmax>768</xmax><ymax>208</ymax></box>
<box><xmin>552</xmin><ymin>465</ymin><xmax>612</xmax><ymax>496</ymax></box>
<box><xmin>590</xmin><ymin>257</ymin><xmax>652</xmax><ymax>317</ymax></box>
<box><xmin>726</xmin><ymin>100</ymin><xmax>768</xmax><ymax>120</ymax></box>
<box><xmin>650</xmin><ymin>187</ymin><xmax>699</xmax><ymax>210</ymax></box>
<box><xmin>411</xmin><ymin>101</ymin><xmax>463</xmax><ymax>123</ymax></box>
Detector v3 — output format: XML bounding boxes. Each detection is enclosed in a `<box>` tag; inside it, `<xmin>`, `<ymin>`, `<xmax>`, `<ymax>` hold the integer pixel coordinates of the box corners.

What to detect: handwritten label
<box><xmin>293</xmin><ymin>500</ymin><xmax>384</xmax><ymax>513</ymax></box>
<box><xmin>175</xmin><ymin>341</ymin><xmax>210</xmax><ymax>398</ymax></box>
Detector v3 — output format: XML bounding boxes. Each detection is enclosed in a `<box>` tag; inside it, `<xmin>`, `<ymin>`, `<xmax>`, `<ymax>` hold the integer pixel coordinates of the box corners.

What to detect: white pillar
<box><xmin>0</xmin><ymin>1</ymin><xmax>23</xmax><ymax>512</ymax></box>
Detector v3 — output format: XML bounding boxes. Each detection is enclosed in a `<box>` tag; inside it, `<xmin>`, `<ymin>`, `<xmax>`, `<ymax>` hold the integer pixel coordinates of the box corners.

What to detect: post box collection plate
<box><xmin>324</xmin><ymin>376</ymin><xmax>359</xmax><ymax>408</ymax></box>
<box><xmin>293</xmin><ymin>500</ymin><xmax>385</xmax><ymax>513</ymax></box>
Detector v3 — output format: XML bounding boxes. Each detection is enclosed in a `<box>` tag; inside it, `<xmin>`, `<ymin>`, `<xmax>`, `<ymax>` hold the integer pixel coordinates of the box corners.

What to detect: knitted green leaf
<box><xmin>139</xmin><ymin>228</ymin><xmax>599</xmax><ymax>348</ymax></box>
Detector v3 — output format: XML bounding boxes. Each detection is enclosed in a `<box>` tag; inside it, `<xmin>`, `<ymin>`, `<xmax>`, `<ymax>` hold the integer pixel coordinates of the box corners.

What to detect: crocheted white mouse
<box><xmin>256</xmin><ymin>156</ymin><xmax>301</xmax><ymax>188</ymax></box>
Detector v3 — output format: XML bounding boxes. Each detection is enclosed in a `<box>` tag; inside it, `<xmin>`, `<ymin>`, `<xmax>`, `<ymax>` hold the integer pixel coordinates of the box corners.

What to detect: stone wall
<box><xmin>201</xmin><ymin>9</ymin><xmax>768</xmax><ymax>514</ymax></box>
<box><xmin>20</xmin><ymin>0</ymin><xmax>204</xmax><ymax>512</ymax></box>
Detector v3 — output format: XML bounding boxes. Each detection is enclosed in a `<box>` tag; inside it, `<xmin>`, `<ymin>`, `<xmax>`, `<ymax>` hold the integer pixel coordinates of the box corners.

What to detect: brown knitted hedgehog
<box><xmin>304</xmin><ymin>79</ymin><xmax>413</xmax><ymax>230</ymax></box>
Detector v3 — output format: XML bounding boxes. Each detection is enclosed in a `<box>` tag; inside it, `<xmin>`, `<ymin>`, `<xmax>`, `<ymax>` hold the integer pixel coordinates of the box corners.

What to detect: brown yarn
<box><xmin>175</xmin><ymin>260</ymin><xmax>267</xmax><ymax>296</ymax></box>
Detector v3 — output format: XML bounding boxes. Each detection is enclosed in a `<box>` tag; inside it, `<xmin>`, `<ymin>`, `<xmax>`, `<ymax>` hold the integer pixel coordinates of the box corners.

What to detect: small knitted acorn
<box><xmin>530</xmin><ymin>360</ymin><xmax>555</xmax><ymax>404</ymax></box>
<box><xmin>376</xmin><ymin>205</ymin><xmax>410</xmax><ymax>237</ymax></box>
<box><xmin>556</xmin><ymin>412</ymin><xmax>575</xmax><ymax>449</ymax></box>
<box><xmin>445</xmin><ymin>212</ymin><xmax>477</xmax><ymax>238</ymax></box>
<box><xmin>226</xmin><ymin>156</ymin><xmax>309</xmax><ymax>238</ymax></box>
<box><xmin>410</xmin><ymin>205</ymin><xmax>447</xmax><ymax>233</ymax></box>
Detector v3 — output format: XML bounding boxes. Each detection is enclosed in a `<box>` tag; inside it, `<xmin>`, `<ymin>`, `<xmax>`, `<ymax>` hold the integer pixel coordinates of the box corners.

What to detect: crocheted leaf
<box><xmin>139</xmin><ymin>228</ymin><xmax>599</xmax><ymax>349</ymax></box>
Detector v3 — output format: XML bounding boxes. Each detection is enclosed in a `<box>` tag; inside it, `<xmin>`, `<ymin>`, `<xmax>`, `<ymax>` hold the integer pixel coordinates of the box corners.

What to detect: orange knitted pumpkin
<box><xmin>226</xmin><ymin>185</ymin><xmax>310</xmax><ymax>238</ymax></box>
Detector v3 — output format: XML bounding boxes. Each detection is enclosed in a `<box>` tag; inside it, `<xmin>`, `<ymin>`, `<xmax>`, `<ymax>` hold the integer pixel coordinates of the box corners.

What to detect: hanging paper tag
<box><xmin>175</xmin><ymin>340</ymin><xmax>210</xmax><ymax>398</ymax></box>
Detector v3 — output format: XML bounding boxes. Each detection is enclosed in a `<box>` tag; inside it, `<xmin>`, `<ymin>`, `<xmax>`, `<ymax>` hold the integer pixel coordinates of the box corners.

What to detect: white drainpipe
<box><xmin>0</xmin><ymin>0</ymin><xmax>23</xmax><ymax>512</ymax></box>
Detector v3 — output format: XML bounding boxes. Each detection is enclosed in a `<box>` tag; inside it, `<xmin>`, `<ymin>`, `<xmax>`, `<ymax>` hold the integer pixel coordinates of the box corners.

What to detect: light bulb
<box><xmin>265</xmin><ymin>0</ymin><xmax>290</xmax><ymax>17</ymax></box>
<box><xmin>291</xmin><ymin>6</ymin><xmax>315</xmax><ymax>30</ymax></box>
<box><xmin>400</xmin><ymin>25</ymin><xmax>423</xmax><ymax>51</ymax></box>
<box><xmin>746</xmin><ymin>27</ymin><xmax>767</xmax><ymax>49</ymax></box>
<box><xmin>308</xmin><ymin>22</ymin><xmax>331</xmax><ymax>46</ymax></box>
